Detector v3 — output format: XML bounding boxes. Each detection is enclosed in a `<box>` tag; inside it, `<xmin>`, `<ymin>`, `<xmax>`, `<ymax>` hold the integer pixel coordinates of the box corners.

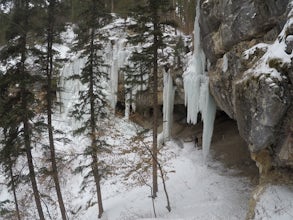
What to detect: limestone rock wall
<box><xmin>198</xmin><ymin>0</ymin><xmax>293</xmax><ymax>167</ymax></box>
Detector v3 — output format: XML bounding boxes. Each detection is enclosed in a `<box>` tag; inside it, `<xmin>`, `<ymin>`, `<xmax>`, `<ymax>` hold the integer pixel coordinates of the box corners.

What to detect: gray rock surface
<box><xmin>200</xmin><ymin>0</ymin><xmax>288</xmax><ymax>63</ymax></box>
<box><xmin>199</xmin><ymin>0</ymin><xmax>293</xmax><ymax>166</ymax></box>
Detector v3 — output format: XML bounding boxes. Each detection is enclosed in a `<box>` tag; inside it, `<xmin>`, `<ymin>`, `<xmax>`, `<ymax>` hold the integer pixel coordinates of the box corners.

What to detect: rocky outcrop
<box><xmin>200</xmin><ymin>0</ymin><xmax>288</xmax><ymax>63</ymax></box>
<box><xmin>199</xmin><ymin>0</ymin><xmax>293</xmax><ymax>167</ymax></box>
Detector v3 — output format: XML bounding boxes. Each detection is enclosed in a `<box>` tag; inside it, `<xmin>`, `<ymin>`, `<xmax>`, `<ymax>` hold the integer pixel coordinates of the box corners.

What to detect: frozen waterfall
<box><xmin>183</xmin><ymin>0</ymin><xmax>216</xmax><ymax>161</ymax></box>
<box><xmin>108</xmin><ymin>37</ymin><xmax>129</xmax><ymax>112</ymax></box>
<box><xmin>57</xmin><ymin>56</ymin><xmax>87</xmax><ymax>130</ymax></box>
<box><xmin>162</xmin><ymin>71</ymin><xmax>175</xmax><ymax>142</ymax></box>
<box><xmin>58</xmin><ymin>36</ymin><xmax>130</xmax><ymax>124</ymax></box>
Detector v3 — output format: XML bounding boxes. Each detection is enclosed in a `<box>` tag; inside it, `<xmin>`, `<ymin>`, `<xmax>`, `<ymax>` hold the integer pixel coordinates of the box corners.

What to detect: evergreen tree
<box><xmin>0</xmin><ymin>0</ymin><xmax>46</xmax><ymax>219</ymax></box>
<box><xmin>0</xmin><ymin>5</ymin><xmax>10</xmax><ymax>45</ymax></box>
<box><xmin>43</xmin><ymin>0</ymin><xmax>68</xmax><ymax>219</ymax></box>
<box><xmin>0</xmin><ymin>128</ymin><xmax>22</xmax><ymax>220</ymax></box>
<box><xmin>0</xmin><ymin>72</ymin><xmax>23</xmax><ymax>219</ymax></box>
<box><xmin>123</xmin><ymin>0</ymin><xmax>175</xmax><ymax>198</ymax></box>
<box><xmin>70</xmin><ymin>0</ymin><xmax>111</xmax><ymax>218</ymax></box>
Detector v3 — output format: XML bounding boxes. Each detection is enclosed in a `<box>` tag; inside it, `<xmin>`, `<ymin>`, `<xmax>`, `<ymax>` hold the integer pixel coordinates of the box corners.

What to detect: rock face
<box><xmin>200</xmin><ymin>0</ymin><xmax>289</xmax><ymax>63</ymax></box>
<box><xmin>199</xmin><ymin>0</ymin><xmax>293</xmax><ymax>167</ymax></box>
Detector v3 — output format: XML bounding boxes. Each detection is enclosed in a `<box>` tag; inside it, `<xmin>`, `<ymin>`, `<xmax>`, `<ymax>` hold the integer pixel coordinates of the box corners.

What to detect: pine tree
<box><xmin>123</xmin><ymin>0</ymin><xmax>175</xmax><ymax>198</ymax></box>
<box><xmin>69</xmin><ymin>0</ymin><xmax>111</xmax><ymax>218</ymax></box>
<box><xmin>0</xmin><ymin>0</ymin><xmax>46</xmax><ymax>219</ymax></box>
<box><xmin>0</xmin><ymin>128</ymin><xmax>22</xmax><ymax>220</ymax></box>
<box><xmin>44</xmin><ymin>0</ymin><xmax>68</xmax><ymax>219</ymax></box>
<box><xmin>0</xmin><ymin>73</ymin><xmax>23</xmax><ymax>219</ymax></box>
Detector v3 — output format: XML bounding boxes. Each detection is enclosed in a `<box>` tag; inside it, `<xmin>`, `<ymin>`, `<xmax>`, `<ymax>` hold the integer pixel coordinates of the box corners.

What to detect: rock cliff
<box><xmin>198</xmin><ymin>0</ymin><xmax>293</xmax><ymax>168</ymax></box>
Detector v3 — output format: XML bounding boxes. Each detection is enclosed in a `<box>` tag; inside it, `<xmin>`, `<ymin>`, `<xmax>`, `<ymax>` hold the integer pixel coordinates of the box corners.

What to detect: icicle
<box><xmin>58</xmin><ymin>57</ymin><xmax>87</xmax><ymax>129</ymax></box>
<box><xmin>162</xmin><ymin>71</ymin><xmax>175</xmax><ymax>142</ymax></box>
<box><xmin>110</xmin><ymin>49</ymin><xmax>119</xmax><ymax>110</ymax></box>
<box><xmin>109</xmin><ymin>38</ymin><xmax>129</xmax><ymax>113</ymax></box>
<box><xmin>124</xmin><ymin>91</ymin><xmax>131</xmax><ymax>119</ymax></box>
<box><xmin>222</xmin><ymin>54</ymin><xmax>228</xmax><ymax>72</ymax></box>
<box><xmin>183</xmin><ymin>0</ymin><xmax>216</xmax><ymax>162</ymax></box>
<box><xmin>200</xmin><ymin>78</ymin><xmax>216</xmax><ymax>161</ymax></box>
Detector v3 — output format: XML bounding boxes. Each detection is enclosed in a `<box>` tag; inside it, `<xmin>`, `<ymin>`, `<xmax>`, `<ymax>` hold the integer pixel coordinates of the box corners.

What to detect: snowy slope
<box><xmin>99</xmin><ymin>141</ymin><xmax>253</xmax><ymax>220</ymax></box>
<box><xmin>1</xmin><ymin>112</ymin><xmax>293</xmax><ymax>220</ymax></box>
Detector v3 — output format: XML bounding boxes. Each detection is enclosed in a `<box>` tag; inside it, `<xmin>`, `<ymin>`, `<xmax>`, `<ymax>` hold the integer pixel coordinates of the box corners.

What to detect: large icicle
<box><xmin>162</xmin><ymin>71</ymin><xmax>175</xmax><ymax>142</ymax></box>
<box><xmin>183</xmin><ymin>0</ymin><xmax>216</xmax><ymax>161</ymax></box>
<box><xmin>108</xmin><ymin>38</ymin><xmax>129</xmax><ymax>112</ymax></box>
<box><xmin>58</xmin><ymin>57</ymin><xmax>87</xmax><ymax>130</ymax></box>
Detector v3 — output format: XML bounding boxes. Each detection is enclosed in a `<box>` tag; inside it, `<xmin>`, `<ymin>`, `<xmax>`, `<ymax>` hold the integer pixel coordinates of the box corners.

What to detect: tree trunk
<box><xmin>23</xmin><ymin>119</ymin><xmax>45</xmax><ymax>220</ymax></box>
<box><xmin>20</xmin><ymin>2</ymin><xmax>45</xmax><ymax>218</ymax></box>
<box><xmin>46</xmin><ymin>1</ymin><xmax>67</xmax><ymax>219</ymax></box>
<box><xmin>89</xmin><ymin>24</ymin><xmax>104</xmax><ymax>218</ymax></box>
<box><xmin>152</xmin><ymin>7</ymin><xmax>159</xmax><ymax>198</ymax></box>
<box><xmin>9</xmin><ymin>159</ymin><xmax>21</xmax><ymax>220</ymax></box>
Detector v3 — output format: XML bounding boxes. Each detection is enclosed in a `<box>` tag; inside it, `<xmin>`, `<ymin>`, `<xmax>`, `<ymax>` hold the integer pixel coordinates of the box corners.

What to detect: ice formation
<box><xmin>183</xmin><ymin>0</ymin><xmax>216</xmax><ymax>161</ymax></box>
<box><xmin>58</xmin><ymin>19</ymin><xmax>131</xmax><ymax>123</ymax></box>
<box><xmin>124</xmin><ymin>67</ymin><xmax>149</xmax><ymax>119</ymax></box>
<box><xmin>162</xmin><ymin>71</ymin><xmax>175</xmax><ymax>142</ymax></box>
<box><xmin>222</xmin><ymin>54</ymin><xmax>228</xmax><ymax>72</ymax></box>
<box><xmin>58</xmin><ymin>57</ymin><xmax>87</xmax><ymax>129</ymax></box>
<box><xmin>107</xmin><ymin>37</ymin><xmax>129</xmax><ymax>112</ymax></box>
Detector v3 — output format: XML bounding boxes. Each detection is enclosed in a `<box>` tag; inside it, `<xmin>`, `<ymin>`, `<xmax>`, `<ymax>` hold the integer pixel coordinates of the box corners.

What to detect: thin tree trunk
<box><xmin>137</xmin><ymin>126</ymin><xmax>172</xmax><ymax>212</ymax></box>
<box><xmin>89</xmin><ymin>23</ymin><xmax>104</xmax><ymax>218</ymax></box>
<box><xmin>157</xmin><ymin>159</ymin><xmax>171</xmax><ymax>212</ymax></box>
<box><xmin>152</xmin><ymin>7</ymin><xmax>159</xmax><ymax>198</ymax></box>
<box><xmin>46</xmin><ymin>1</ymin><xmax>67</xmax><ymax>219</ymax></box>
<box><xmin>20</xmin><ymin>2</ymin><xmax>45</xmax><ymax>218</ymax></box>
<box><xmin>90</xmin><ymin>145</ymin><xmax>104</xmax><ymax>219</ymax></box>
<box><xmin>23</xmin><ymin>119</ymin><xmax>45</xmax><ymax>220</ymax></box>
<box><xmin>9</xmin><ymin>159</ymin><xmax>21</xmax><ymax>220</ymax></box>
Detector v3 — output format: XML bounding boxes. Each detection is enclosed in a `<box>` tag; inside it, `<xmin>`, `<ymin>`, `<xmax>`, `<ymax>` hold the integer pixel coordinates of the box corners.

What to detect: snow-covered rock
<box><xmin>199</xmin><ymin>0</ymin><xmax>293</xmax><ymax>167</ymax></box>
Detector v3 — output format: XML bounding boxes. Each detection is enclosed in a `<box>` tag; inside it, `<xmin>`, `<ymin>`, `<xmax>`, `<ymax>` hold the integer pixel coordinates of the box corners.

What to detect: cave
<box><xmin>172</xmin><ymin>104</ymin><xmax>258</xmax><ymax>180</ymax></box>
<box><xmin>210</xmin><ymin>111</ymin><xmax>259</xmax><ymax>180</ymax></box>
<box><xmin>115</xmin><ymin>100</ymin><xmax>125</xmax><ymax>116</ymax></box>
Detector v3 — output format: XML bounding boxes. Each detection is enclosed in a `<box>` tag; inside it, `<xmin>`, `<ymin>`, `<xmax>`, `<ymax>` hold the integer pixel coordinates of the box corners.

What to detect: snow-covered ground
<box><xmin>0</xmin><ymin>114</ymin><xmax>253</xmax><ymax>220</ymax></box>
<box><xmin>254</xmin><ymin>185</ymin><xmax>293</xmax><ymax>220</ymax></box>
<box><xmin>1</xmin><ymin>114</ymin><xmax>293</xmax><ymax>220</ymax></box>
<box><xmin>100</xmin><ymin>138</ymin><xmax>253</xmax><ymax>220</ymax></box>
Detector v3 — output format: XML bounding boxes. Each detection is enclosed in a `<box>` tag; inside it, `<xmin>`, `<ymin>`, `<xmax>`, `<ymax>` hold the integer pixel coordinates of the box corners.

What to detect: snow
<box><xmin>183</xmin><ymin>0</ymin><xmax>216</xmax><ymax>162</ymax></box>
<box><xmin>0</xmin><ymin>2</ymin><xmax>13</xmax><ymax>13</ymax></box>
<box><xmin>99</xmin><ymin>141</ymin><xmax>253</xmax><ymax>220</ymax></box>
<box><xmin>243</xmin><ymin>43</ymin><xmax>269</xmax><ymax>60</ymax></box>
<box><xmin>254</xmin><ymin>185</ymin><xmax>293</xmax><ymax>220</ymax></box>
<box><xmin>242</xmin><ymin>2</ymin><xmax>293</xmax><ymax>81</ymax></box>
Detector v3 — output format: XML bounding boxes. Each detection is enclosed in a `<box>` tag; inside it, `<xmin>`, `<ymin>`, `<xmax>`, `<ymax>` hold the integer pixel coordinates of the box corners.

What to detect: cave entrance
<box><xmin>210</xmin><ymin>111</ymin><xmax>259</xmax><ymax>180</ymax></box>
<box><xmin>172</xmin><ymin>106</ymin><xmax>258</xmax><ymax>180</ymax></box>
<box><xmin>115</xmin><ymin>100</ymin><xmax>125</xmax><ymax>116</ymax></box>
<box><xmin>172</xmin><ymin>104</ymin><xmax>202</xmax><ymax>141</ymax></box>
